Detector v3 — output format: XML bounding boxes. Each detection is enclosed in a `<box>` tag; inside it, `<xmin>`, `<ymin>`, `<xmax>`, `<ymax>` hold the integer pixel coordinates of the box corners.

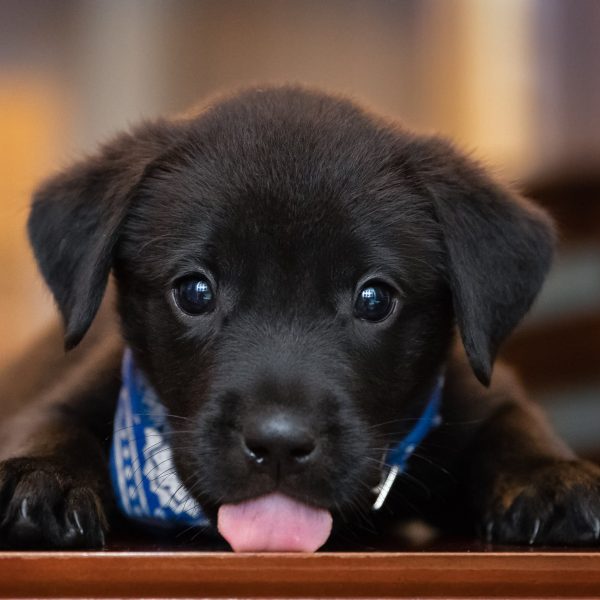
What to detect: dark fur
<box><xmin>1</xmin><ymin>86</ymin><xmax>599</xmax><ymax>548</ymax></box>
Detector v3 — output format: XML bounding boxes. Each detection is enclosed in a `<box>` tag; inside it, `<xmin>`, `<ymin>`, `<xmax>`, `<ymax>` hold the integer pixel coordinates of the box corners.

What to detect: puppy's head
<box><xmin>28</xmin><ymin>86</ymin><xmax>553</xmax><ymax>543</ymax></box>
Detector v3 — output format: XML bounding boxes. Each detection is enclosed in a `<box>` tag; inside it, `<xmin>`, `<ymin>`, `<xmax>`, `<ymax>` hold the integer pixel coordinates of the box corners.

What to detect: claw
<box><xmin>19</xmin><ymin>499</ymin><xmax>28</xmax><ymax>520</ymax></box>
<box><xmin>98</xmin><ymin>526</ymin><xmax>105</xmax><ymax>547</ymax></box>
<box><xmin>71</xmin><ymin>511</ymin><xmax>85</xmax><ymax>536</ymax></box>
<box><xmin>529</xmin><ymin>518</ymin><xmax>541</xmax><ymax>545</ymax></box>
<box><xmin>485</xmin><ymin>520</ymin><xmax>494</xmax><ymax>543</ymax></box>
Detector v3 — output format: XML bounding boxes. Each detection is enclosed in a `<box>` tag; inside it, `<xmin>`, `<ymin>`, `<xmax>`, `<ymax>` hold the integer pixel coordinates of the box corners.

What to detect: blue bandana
<box><xmin>110</xmin><ymin>348</ymin><xmax>443</xmax><ymax>529</ymax></box>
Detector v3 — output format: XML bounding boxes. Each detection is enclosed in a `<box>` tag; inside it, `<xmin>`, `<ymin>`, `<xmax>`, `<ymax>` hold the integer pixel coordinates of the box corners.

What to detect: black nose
<box><xmin>243</xmin><ymin>413</ymin><xmax>318</xmax><ymax>474</ymax></box>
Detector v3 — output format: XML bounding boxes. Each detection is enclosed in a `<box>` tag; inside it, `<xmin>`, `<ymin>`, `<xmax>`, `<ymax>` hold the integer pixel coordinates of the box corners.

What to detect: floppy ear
<box><xmin>409</xmin><ymin>136</ymin><xmax>555</xmax><ymax>385</ymax></box>
<box><xmin>28</xmin><ymin>120</ymin><xmax>180</xmax><ymax>350</ymax></box>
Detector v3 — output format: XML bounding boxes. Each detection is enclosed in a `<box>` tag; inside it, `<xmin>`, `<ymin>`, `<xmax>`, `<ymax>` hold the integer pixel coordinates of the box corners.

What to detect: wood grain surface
<box><xmin>1</xmin><ymin>549</ymin><xmax>600</xmax><ymax>599</ymax></box>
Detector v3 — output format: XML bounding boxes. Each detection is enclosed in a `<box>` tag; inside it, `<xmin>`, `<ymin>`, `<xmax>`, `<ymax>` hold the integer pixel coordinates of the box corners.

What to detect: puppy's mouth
<box><xmin>217</xmin><ymin>492</ymin><xmax>333</xmax><ymax>552</ymax></box>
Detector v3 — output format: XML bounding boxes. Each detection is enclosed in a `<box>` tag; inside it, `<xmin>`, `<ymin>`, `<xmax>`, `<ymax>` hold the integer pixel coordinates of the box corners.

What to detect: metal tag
<box><xmin>371</xmin><ymin>465</ymin><xmax>399</xmax><ymax>511</ymax></box>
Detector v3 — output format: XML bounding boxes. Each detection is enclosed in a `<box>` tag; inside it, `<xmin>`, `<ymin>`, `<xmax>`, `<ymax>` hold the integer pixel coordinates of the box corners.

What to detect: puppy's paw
<box><xmin>0</xmin><ymin>457</ymin><xmax>108</xmax><ymax>549</ymax></box>
<box><xmin>481</xmin><ymin>459</ymin><xmax>600</xmax><ymax>546</ymax></box>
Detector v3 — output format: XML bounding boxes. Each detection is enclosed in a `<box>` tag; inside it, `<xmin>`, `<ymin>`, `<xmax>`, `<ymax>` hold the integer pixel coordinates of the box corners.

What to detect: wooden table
<box><xmin>1</xmin><ymin>531</ymin><xmax>599</xmax><ymax>599</ymax></box>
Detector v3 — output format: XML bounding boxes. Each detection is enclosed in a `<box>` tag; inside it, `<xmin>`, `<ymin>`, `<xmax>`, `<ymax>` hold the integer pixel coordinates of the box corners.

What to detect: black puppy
<box><xmin>1</xmin><ymin>86</ymin><xmax>599</xmax><ymax>550</ymax></box>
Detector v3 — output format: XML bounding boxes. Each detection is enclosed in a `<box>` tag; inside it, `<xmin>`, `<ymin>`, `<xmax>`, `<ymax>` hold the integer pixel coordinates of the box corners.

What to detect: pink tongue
<box><xmin>217</xmin><ymin>493</ymin><xmax>332</xmax><ymax>552</ymax></box>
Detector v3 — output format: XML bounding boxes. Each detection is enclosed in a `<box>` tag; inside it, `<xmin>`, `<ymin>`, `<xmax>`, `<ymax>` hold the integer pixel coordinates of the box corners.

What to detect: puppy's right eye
<box><xmin>354</xmin><ymin>282</ymin><xmax>396</xmax><ymax>322</ymax></box>
<box><xmin>174</xmin><ymin>276</ymin><xmax>216</xmax><ymax>315</ymax></box>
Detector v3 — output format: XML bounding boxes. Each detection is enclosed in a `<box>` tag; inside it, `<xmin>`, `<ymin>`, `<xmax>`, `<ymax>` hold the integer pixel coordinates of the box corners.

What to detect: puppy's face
<box><xmin>114</xmin><ymin>103</ymin><xmax>452</xmax><ymax>513</ymax></box>
<box><xmin>28</xmin><ymin>87</ymin><xmax>554</xmax><ymax>523</ymax></box>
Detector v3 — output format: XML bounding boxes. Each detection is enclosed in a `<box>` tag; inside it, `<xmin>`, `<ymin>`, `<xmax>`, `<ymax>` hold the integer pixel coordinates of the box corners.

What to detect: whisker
<box><xmin>409</xmin><ymin>451</ymin><xmax>455</xmax><ymax>481</ymax></box>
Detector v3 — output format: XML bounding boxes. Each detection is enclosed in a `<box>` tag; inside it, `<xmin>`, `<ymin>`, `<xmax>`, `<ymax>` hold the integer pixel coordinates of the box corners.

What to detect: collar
<box><xmin>371</xmin><ymin>380</ymin><xmax>443</xmax><ymax>510</ymax></box>
<box><xmin>110</xmin><ymin>349</ymin><xmax>443</xmax><ymax>529</ymax></box>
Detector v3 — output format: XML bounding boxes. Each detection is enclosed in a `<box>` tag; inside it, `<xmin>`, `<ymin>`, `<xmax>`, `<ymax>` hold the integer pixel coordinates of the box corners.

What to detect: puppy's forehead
<box><xmin>132</xmin><ymin>88</ymin><xmax>439</xmax><ymax>287</ymax></box>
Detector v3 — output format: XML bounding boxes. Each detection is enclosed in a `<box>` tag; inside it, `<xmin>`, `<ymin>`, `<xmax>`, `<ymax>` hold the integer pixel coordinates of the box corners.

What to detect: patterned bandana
<box><xmin>109</xmin><ymin>348</ymin><xmax>443</xmax><ymax>529</ymax></box>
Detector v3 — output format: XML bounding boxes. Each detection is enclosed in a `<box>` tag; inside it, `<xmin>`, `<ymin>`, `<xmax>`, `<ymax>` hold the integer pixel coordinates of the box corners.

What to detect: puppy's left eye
<box><xmin>174</xmin><ymin>275</ymin><xmax>216</xmax><ymax>315</ymax></box>
<box><xmin>354</xmin><ymin>282</ymin><xmax>396</xmax><ymax>322</ymax></box>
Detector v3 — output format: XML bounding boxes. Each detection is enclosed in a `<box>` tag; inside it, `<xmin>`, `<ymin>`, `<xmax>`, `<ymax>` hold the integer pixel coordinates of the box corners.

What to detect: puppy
<box><xmin>1</xmin><ymin>85</ymin><xmax>599</xmax><ymax>551</ymax></box>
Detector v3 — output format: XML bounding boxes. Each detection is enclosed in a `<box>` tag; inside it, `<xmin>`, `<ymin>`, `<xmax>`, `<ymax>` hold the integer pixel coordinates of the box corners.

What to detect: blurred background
<box><xmin>0</xmin><ymin>0</ymin><xmax>599</xmax><ymax>457</ymax></box>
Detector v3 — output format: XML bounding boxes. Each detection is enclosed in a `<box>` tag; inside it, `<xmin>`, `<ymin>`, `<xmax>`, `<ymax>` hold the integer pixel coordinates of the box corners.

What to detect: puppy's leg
<box><xmin>449</xmin><ymin>358</ymin><xmax>600</xmax><ymax>546</ymax></box>
<box><xmin>0</xmin><ymin>313</ymin><xmax>122</xmax><ymax>549</ymax></box>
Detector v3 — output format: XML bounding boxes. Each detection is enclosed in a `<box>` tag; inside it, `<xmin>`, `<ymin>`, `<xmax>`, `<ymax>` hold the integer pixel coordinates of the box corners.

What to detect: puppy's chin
<box><xmin>184</xmin><ymin>461</ymin><xmax>377</xmax><ymax>520</ymax></box>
